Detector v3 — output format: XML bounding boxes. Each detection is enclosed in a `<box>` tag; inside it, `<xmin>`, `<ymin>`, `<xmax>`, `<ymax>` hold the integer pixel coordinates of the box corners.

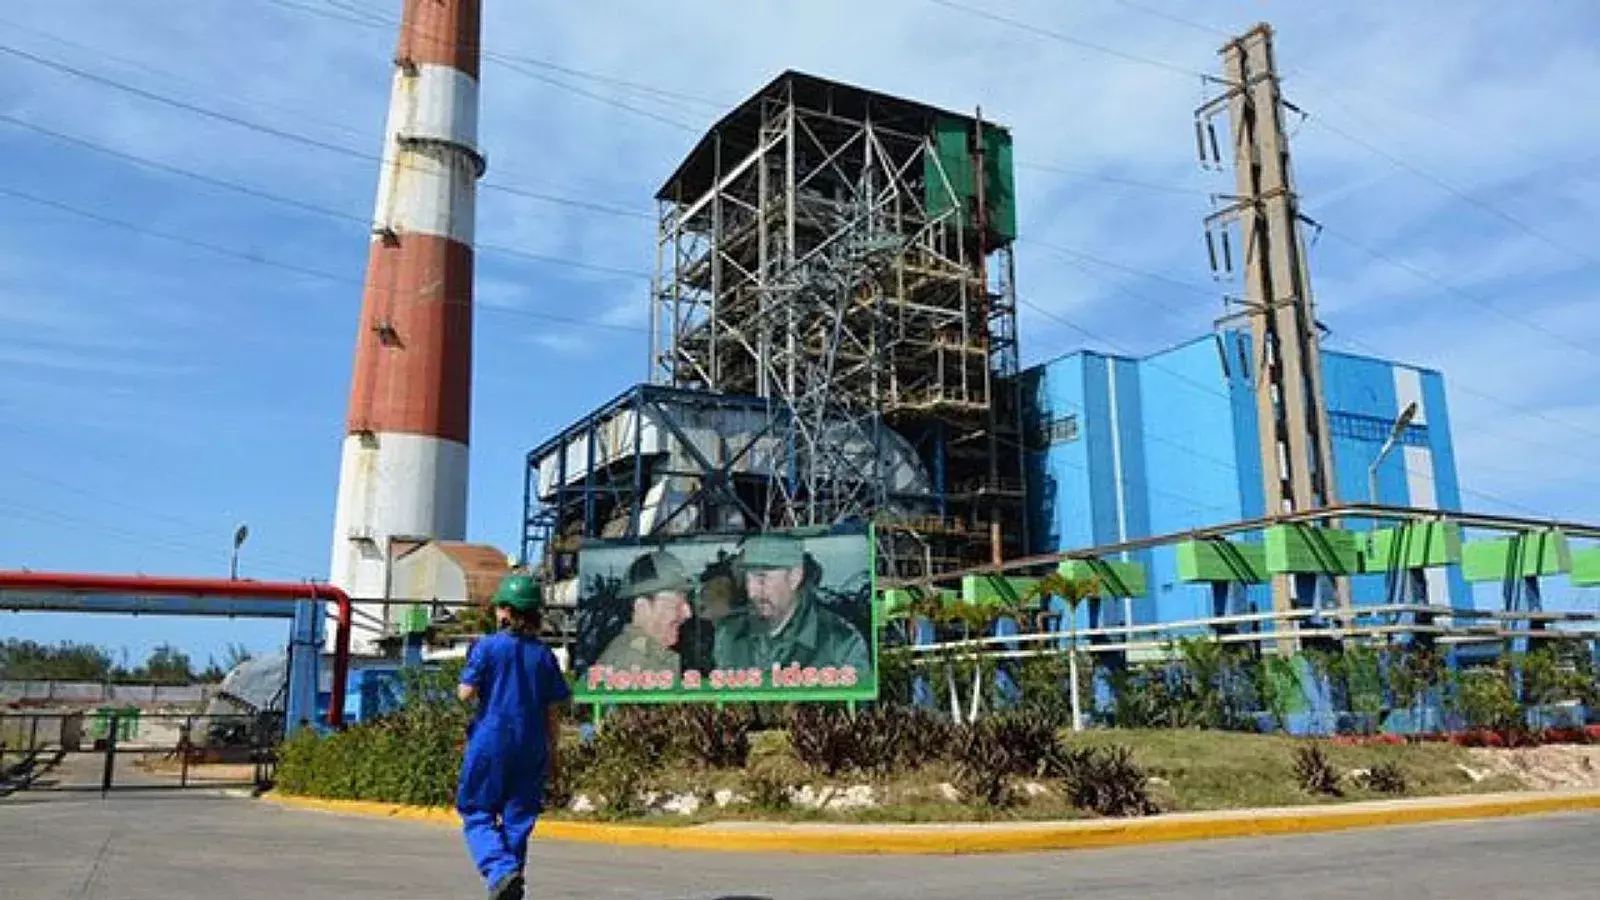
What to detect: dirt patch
<box><xmin>1465</xmin><ymin>745</ymin><xmax>1600</xmax><ymax>791</ymax></box>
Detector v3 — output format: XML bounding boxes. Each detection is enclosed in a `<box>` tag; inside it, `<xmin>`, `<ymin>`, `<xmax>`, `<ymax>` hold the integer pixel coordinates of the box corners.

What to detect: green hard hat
<box><xmin>736</xmin><ymin>532</ymin><xmax>806</xmax><ymax>572</ymax></box>
<box><xmin>491</xmin><ymin>573</ymin><xmax>543</xmax><ymax>611</ymax></box>
<box><xmin>619</xmin><ymin>549</ymin><xmax>692</xmax><ymax>601</ymax></box>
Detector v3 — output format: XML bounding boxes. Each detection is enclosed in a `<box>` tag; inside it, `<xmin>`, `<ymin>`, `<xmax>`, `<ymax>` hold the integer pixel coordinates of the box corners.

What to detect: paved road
<box><xmin>4</xmin><ymin>791</ymin><xmax>1599</xmax><ymax>899</ymax></box>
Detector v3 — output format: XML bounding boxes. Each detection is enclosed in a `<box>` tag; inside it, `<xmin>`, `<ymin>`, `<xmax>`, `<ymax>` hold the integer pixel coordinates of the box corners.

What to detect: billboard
<box><xmin>571</xmin><ymin>526</ymin><xmax>877</xmax><ymax>703</ymax></box>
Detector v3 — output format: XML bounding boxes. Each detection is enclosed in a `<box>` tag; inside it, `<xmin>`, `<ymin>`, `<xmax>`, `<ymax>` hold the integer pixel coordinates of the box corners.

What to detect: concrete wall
<box><xmin>1020</xmin><ymin>330</ymin><xmax>1471</xmax><ymax>627</ymax></box>
<box><xmin>0</xmin><ymin>680</ymin><xmax>210</xmax><ymax>708</ymax></box>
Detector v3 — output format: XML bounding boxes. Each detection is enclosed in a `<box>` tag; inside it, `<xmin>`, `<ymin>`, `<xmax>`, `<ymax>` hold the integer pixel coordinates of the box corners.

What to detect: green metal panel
<box><xmin>983</xmin><ymin>125</ymin><xmax>1017</xmax><ymax>243</ymax></box>
<box><xmin>1362</xmin><ymin>522</ymin><xmax>1463</xmax><ymax>572</ymax></box>
<box><xmin>1571</xmin><ymin>547</ymin><xmax>1600</xmax><ymax>587</ymax></box>
<box><xmin>1057</xmin><ymin>558</ymin><xmax>1147</xmax><ymax>598</ymax></box>
<box><xmin>1176</xmin><ymin>539</ymin><xmax>1267</xmax><ymax>583</ymax></box>
<box><xmin>1462</xmin><ymin>530</ymin><xmax>1573</xmax><ymax>581</ymax></box>
<box><xmin>397</xmin><ymin>605</ymin><xmax>431</xmax><ymax>636</ymax></box>
<box><xmin>879</xmin><ymin>587</ymin><xmax>959</xmax><ymax>619</ymax></box>
<box><xmin>961</xmin><ymin>573</ymin><xmax>1039</xmax><ymax>607</ymax></box>
<box><xmin>924</xmin><ymin>117</ymin><xmax>1016</xmax><ymax>244</ymax></box>
<box><xmin>1264</xmin><ymin>525</ymin><xmax>1360</xmax><ymax>575</ymax></box>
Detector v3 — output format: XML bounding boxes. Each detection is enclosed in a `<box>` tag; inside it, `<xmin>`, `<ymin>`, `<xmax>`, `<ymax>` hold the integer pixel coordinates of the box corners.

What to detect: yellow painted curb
<box><xmin>259</xmin><ymin>789</ymin><xmax>1600</xmax><ymax>855</ymax></box>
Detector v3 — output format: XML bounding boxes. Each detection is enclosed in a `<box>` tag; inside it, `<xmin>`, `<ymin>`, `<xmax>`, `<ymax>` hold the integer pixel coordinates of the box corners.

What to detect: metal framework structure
<box><xmin>648</xmin><ymin>71</ymin><xmax>1027</xmax><ymax>577</ymax></box>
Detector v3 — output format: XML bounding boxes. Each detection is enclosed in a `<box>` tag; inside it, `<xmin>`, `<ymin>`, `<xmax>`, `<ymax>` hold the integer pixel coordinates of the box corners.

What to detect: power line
<box><xmin>0</xmin><ymin>41</ymin><xmax>652</xmax><ymax>222</ymax></box>
<box><xmin>0</xmin><ymin>183</ymin><xmax>649</xmax><ymax>333</ymax></box>
<box><xmin>1314</xmin><ymin>223</ymin><xmax>1600</xmax><ymax>367</ymax></box>
<box><xmin>924</xmin><ymin>0</ymin><xmax>1213</xmax><ymax>80</ymax></box>
<box><xmin>259</xmin><ymin>0</ymin><xmax>709</xmax><ymax>129</ymax></box>
<box><xmin>1016</xmin><ymin>160</ymin><xmax>1209</xmax><ymax>197</ymax></box>
<box><xmin>0</xmin><ymin>113</ymin><xmax>653</xmax><ymax>281</ymax></box>
<box><xmin>1105</xmin><ymin>0</ymin><xmax>1231</xmax><ymax>39</ymax></box>
<box><xmin>1305</xmin><ymin>113</ymin><xmax>1600</xmax><ymax>271</ymax></box>
<box><xmin>935</xmin><ymin>0</ymin><xmax>1599</xmax><ymax>277</ymax></box>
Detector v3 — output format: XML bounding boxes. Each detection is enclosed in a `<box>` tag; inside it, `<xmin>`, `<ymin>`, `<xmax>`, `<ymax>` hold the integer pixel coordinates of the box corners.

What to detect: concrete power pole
<box><xmin>1198</xmin><ymin>23</ymin><xmax>1346</xmax><ymax>648</ymax></box>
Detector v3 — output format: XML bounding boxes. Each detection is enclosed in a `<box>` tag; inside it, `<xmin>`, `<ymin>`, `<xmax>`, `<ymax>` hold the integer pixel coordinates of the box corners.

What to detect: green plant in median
<box><xmin>1293</xmin><ymin>742</ymin><xmax>1342</xmax><ymax>797</ymax></box>
<box><xmin>1254</xmin><ymin>653</ymin><xmax>1306</xmax><ymax>732</ymax></box>
<box><xmin>1453</xmin><ymin>662</ymin><xmax>1524</xmax><ymax>738</ymax></box>
<box><xmin>1363</xmin><ymin>761</ymin><xmax>1407</xmax><ymax>795</ymax></box>
<box><xmin>1049</xmin><ymin>743</ymin><xmax>1158</xmax><ymax>817</ymax></box>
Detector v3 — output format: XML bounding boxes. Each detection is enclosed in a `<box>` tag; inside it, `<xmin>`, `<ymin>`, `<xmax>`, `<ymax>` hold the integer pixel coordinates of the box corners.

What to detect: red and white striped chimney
<box><xmin>329</xmin><ymin>0</ymin><xmax>484</xmax><ymax>655</ymax></box>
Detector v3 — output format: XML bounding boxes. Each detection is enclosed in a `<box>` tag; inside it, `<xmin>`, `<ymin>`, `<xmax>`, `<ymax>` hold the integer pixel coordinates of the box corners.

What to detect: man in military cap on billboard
<box><xmin>713</xmin><ymin>531</ymin><xmax>870</xmax><ymax>673</ymax></box>
<box><xmin>595</xmin><ymin>549</ymin><xmax>694</xmax><ymax>676</ymax></box>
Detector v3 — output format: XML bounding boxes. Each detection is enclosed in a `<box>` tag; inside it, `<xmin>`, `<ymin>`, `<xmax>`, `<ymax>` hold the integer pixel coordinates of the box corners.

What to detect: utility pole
<box><xmin>1199</xmin><ymin>23</ymin><xmax>1346</xmax><ymax>650</ymax></box>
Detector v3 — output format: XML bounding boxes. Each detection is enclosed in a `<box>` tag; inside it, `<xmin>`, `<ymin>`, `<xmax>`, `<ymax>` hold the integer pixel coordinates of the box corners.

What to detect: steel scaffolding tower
<box><xmin>650</xmin><ymin>71</ymin><xmax>1026</xmax><ymax>576</ymax></box>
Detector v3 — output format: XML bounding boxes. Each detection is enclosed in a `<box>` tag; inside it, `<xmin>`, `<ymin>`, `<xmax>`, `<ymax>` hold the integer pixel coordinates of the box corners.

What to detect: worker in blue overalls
<box><xmin>456</xmin><ymin>573</ymin><xmax>570</xmax><ymax>900</ymax></box>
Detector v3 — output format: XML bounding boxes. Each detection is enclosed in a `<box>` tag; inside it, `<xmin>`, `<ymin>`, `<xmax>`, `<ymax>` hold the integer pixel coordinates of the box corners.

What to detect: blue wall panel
<box><xmin>1137</xmin><ymin>338</ymin><xmax>1247</xmax><ymax>626</ymax></box>
<box><xmin>1018</xmin><ymin>332</ymin><xmax>1472</xmax><ymax>626</ymax></box>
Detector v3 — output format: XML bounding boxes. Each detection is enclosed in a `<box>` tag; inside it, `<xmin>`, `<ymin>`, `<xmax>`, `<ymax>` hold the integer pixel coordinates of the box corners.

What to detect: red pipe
<box><xmin>0</xmin><ymin>570</ymin><xmax>353</xmax><ymax>727</ymax></box>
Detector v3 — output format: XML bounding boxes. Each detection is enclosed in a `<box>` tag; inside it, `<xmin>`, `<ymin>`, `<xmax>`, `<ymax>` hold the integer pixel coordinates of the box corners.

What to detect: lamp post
<box><xmin>1367</xmin><ymin>402</ymin><xmax>1419</xmax><ymax>505</ymax></box>
<box><xmin>229</xmin><ymin>524</ymin><xmax>250</xmax><ymax>580</ymax></box>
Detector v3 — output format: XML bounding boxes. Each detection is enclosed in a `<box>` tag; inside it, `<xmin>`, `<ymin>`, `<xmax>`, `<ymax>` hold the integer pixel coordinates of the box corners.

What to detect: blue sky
<box><xmin>3</xmin><ymin>0</ymin><xmax>1597</xmax><ymax>666</ymax></box>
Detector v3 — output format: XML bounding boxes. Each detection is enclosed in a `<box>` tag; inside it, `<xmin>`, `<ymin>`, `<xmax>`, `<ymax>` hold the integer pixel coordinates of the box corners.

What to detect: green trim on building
<box><xmin>1058</xmin><ymin>558</ymin><xmax>1147</xmax><ymax>598</ymax></box>
<box><xmin>1462</xmin><ymin>530</ymin><xmax>1573</xmax><ymax>582</ymax></box>
<box><xmin>1264</xmin><ymin>525</ymin><xmax>1361</xmax><ymax>575</ymax></box>
<box><xmin>1176</xmin><ymin>539</ymin><xmax>1267</xmax><ymax>583</ymax></box>
<box><xmin>961</xmin><ymin>573</ymin><xmax>1039</xmax><ymax>607</ymax></box>
<box><xmin>1361</xmin><ymin>522</ymin><xmax>1463</xmax><ymax>573</ymax></box>
<box><xmin>1571</xmin><ymin>547</ymin><xmax>1600</xmax><ymax>587</ymax></box>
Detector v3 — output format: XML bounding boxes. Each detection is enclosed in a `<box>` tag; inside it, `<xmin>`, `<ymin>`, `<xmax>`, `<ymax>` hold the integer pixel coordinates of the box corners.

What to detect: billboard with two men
<box><xmin>571</xmin><ymin>526</ymin><xmax>877</xmax><ymax>703</ymax></box>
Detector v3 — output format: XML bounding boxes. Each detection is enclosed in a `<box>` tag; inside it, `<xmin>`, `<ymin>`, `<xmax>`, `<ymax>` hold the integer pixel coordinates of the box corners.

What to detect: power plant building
<box><xmin>520</xmin><ymin>69</ymin><xmax>1472</xmax><ymax>638</ymax></box>
<box><xmin>1020</xmin><ymin>334</ymin><xmax>1469</xmax><ymax>633</ymax></box>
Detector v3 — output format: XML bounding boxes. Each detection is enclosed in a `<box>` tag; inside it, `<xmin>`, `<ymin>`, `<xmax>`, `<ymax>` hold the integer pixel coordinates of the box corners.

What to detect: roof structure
<box><xmin>655</xmin><ymin>69</ymin><xmax>1009</xmax><ymax>202</ymax></box>
<box><xmin>426</xmin><ymin>541</ymin><xmax>511</xmax><ymax>606</ymax></box>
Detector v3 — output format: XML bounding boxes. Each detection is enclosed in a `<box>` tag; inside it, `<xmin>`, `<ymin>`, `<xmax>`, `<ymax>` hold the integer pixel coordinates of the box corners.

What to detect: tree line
<box><xmin>0</xmin><ymin>639</ymin><xmax>253</xmax><ymax>685</ymax></box>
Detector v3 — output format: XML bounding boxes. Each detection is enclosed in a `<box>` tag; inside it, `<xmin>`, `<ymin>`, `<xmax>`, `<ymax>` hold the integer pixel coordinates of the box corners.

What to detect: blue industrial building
<box><xmin>1020</xmin><ymin>329</ymin><xmax>1470</xmax><ymax>631</ymax></box>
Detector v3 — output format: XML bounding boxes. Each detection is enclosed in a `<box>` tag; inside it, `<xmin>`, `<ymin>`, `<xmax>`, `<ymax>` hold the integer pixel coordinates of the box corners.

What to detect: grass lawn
<box><xmin>541</xmin><ymin>728</ymin><xmax>1529</xmax><ymax>823</ymax></box>
<box><xmin>1070</xmin><ymin>729</ymin><xmax>1524</xmax><ymax>812</ymax></box>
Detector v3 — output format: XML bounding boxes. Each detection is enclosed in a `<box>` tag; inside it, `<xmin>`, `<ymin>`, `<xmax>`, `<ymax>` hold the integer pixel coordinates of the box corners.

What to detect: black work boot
<box><xmin>488</xmin><ymin>873</ymin><xmax>524</xmax><ymax>900</ymax></box>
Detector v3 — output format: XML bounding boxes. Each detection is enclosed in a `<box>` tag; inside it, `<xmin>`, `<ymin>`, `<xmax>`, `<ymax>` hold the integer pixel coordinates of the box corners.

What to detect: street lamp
<box><xmin>1367</xmin><ymin>402</ymin><xmax>1419</xmax><ymax>504</ymax></box>
<box><xmin>230</xmin><ymin>524</ymin><xmax>250</xmax><ymax>580</ymax></box>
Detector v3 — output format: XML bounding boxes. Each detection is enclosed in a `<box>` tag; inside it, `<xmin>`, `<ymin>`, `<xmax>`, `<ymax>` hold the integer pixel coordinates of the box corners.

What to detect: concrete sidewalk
<box><xmin>262</xmin><ymin>786</ymin><xmax>1600</xmax><ymax>854</ymax></box>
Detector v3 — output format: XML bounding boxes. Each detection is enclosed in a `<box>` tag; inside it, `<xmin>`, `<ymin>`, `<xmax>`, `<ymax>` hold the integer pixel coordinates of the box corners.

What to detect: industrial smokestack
<box><xmin>329</xmin><ymin>0</ymin><xmax>484</xmax><ymax>655</ymax></box>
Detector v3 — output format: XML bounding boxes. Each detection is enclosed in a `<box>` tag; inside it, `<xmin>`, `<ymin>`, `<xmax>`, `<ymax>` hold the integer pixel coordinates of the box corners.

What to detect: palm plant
<box><xmin>1025</xmin><ymin>571</ymin><xmax>1103</xmax><ymax>731</ymax></box>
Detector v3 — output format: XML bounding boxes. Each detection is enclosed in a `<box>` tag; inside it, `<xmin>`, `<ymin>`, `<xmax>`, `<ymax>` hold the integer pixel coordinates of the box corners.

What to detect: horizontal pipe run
<box><xmin>0</xmin><ymin>570</ymin><xmax>351</xmax><ymax>728</ymax></box>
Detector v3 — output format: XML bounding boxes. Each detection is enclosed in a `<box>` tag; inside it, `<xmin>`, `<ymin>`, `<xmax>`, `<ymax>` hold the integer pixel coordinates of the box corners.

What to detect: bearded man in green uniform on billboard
<box><xmin>713</xmin><ymin>532</ymin><xmax>870</xmax><ymax>675</ymax></box>
<box><xmin>595</xmin><ymin>549</ymin><xmax>694</xmax><ymax>676</ymax></box>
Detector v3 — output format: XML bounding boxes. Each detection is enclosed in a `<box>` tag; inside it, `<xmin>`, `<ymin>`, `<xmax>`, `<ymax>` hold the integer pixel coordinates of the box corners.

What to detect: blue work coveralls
<box><xmin>456</xmin><ymin>630</ymin><xmax>571</xmax><ymax>889</ymax></box>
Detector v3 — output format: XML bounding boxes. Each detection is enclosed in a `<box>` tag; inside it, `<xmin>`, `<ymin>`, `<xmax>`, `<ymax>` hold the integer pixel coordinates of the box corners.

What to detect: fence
<box><xmin>1</xmin><ymin>710</ymin><xmax>281</xmax><ymax>794</ymax></box>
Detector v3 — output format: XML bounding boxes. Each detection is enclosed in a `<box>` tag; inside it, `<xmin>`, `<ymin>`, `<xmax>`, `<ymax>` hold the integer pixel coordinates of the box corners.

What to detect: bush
<box><xmin>1293</xmin><ymin>743</ymin><xmax>1342</xmax><ymax>797</ymax></box>
<box><xmin>786</xmin><ymin>705</ymin><xmax>952</xmax><ymax>775</ymax></box>
<box><xmin>1363</xmin><ymin>761</ymin><xmax>1407</xmax><ymax>795</ymax></box>
<box><xmin>679</xmin><ymin>705</ymin><xmax>754</xmax><ymax>769</ymax></box>
<box><xmin>1049</xmin><ymin>744</ymin><xmax>1157</xmax><ymax>817</ymax></box>
<box><xmin>788</xmin><ymin>706</ymin><xmax>863</xmax><ymax>776</ymax></box>
<box><xmin>275</xmin><ymin>666</ymin><xmax>469</xmax><ymax>807</ymax></box>
<box><xmin>949</xmin><ymin>717</ymin><xmax>1017</xmax><ymax>808</ymax></box>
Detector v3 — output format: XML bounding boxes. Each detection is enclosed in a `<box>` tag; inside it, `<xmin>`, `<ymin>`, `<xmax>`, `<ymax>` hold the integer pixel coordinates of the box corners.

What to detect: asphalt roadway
<box><xmin>4</xmin><ymin>790</ymin><xmax>1599</xmax><ymax>900</ymax></box>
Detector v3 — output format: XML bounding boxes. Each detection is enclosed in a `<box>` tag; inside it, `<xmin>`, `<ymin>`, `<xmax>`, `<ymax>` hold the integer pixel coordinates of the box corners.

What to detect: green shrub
<box><xmin>1049</xmin><ymin>743</ymin><xmax>1157</xmax><ymax>817</ymax></box>
<box><xmin>949</xmin><ymin>717</ymin><xmax>1016</xmax><ymax>808</ymax></box>
<box><xmin>679</xmin><ymin>705</ymin><xmax>754</xmax><ymax>769</ymax></box>
<box><xmin>1293</xmin><ymin>742</ymin><xmax>1341</xmax><ymax>797</ymax></box>
<box><xmin>1363</xmin><ymin>761</ymin><xmax>1407</xmax><ymax>795</ymax></box>
<box><xmin>275</xmin><ymin>665</ymin><xmax>469</xmax><ymax>807</ymax></box>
